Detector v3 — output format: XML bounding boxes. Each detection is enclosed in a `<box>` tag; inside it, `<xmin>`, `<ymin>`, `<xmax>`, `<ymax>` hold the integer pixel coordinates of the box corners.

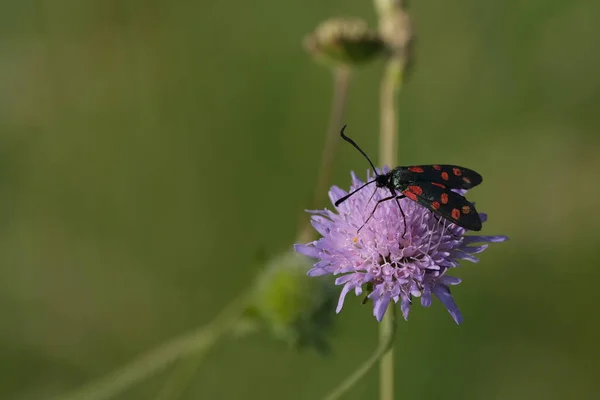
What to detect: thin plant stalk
<box><xmin>153</xmin><ymin>67</ymin><xmax>351</xmax><ymax>399</ymax></box>
<box><xmin>323</xmin><ymin>307</ymin><xmax>397</xmax><ymax>400</ymax></box>
<box><xmin>320</xmin><ymin>53</ymin><xmax>405</xmax><ymax>400</ymax></box>
<box><xmin>378</xmin><ymin>56</ymin><xmax>404</xmax><ymax>400</ymax></box>
<box><xmin>374</xmin><ymin>1</ymin><xmax>410</xmax><ymax>395</ymax></box>
<box><xmin>379</xmin><ymin>58</ymin><xmax>403</xmax><ymax>169</ymax></box>
<box><xmin>55</xmin><ymin>289</ymin><xmax>253</xmax><ymax>400</ymax></box>
<box><xmin>152</xmin><ymin>353</ymin><xmax>206</xmax><ymax>400</ymax></box>
<box><xmin>298</xmin><ymin>67</ymin><xmax>352</xmax><ymax>243</ymax></box>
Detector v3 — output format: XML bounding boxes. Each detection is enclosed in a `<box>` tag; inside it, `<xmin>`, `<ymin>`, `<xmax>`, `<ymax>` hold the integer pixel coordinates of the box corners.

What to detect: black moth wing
<box><xmin>400</xmin><ymin>165</ymin><xmax>482</xmax><ymax>190</ymax></box>
<box><xmin>401</xmin><ymin>182</ymin><xmax>482</xmax><ymax>231</ymax></box>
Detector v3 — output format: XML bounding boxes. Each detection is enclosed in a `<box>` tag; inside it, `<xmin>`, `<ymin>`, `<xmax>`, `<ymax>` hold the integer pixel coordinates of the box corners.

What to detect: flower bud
<box><xmin>247</xmin><ymin>251</ymin><xmax>336</xmax><ymax>352</ymax></box>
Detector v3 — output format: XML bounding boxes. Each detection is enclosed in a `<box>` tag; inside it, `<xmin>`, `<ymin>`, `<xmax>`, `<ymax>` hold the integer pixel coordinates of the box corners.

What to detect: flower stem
<box><xmin>323</xmin><ymin>307</ymin><xmax>397</xmax><ymax>400</ymax></box>
<box><xmin>378</xmin><ymin>56</ymin><xmax>404</xmax><ymax>400</ymax></box>
<box><xmin>150</xmin><ymin>68</ymin><xmax>351</xmax><ymax>400</ymax></box>
<box><xmin>55</xmin><ymin>289</ymin><xmax>253</xmax><ymax>400</ymax></box>
<box><xmin>152</xmin><ymin>352</ymin><xmax>206</xmax><ymax>400</ymax></box>
<box><xmin>298</xmin><ymin>67</ymin><xmax>351</xmax><ymax>243</ymax></box>
<box><xmin>379</xmin><ymin>58</ymin><xmax>403</xmax><ymax>168</ymax></box>
<box><xmin>375</xmin><ymin>1</ymin><xmax>411</xmax><ymax>397</ymax></box>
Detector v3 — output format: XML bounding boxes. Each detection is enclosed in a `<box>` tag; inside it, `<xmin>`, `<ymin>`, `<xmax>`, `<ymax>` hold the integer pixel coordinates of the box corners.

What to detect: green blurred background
<box><xmin>1</xmin><ymin>0</ymin><xmax>599</xmax><ymax>399</ymax></box>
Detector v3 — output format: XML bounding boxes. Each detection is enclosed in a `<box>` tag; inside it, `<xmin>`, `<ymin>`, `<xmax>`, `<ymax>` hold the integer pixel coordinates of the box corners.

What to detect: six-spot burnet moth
<box><xmin>334</xmin><ymin>125</ymin><xmax>483</xmax><ymax>232</ymax></box>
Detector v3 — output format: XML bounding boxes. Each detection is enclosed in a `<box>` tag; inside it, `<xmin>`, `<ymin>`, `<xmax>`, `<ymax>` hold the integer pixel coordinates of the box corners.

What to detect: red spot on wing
<box><xmin>463</xmin><ymin>177</ymin><xmax>471</xmax><ymax>184</ymax></box>
<box><xmin>452</xmin><ymin>168</ymin><xmax>462</xmax><ymax>176</ymax></box>
<box><xmin>432</xmin><ymin>201</ymin><xmax>440</xmax><ymax>210</ymax></box>
<box><xmin>408</xmin><ymin>166</ymin><xmax>424</xmax><ymax>173</ymax></box>
<box><xmin>441</xmin><ymin>193</ymin><xmax>449</xmax><ymax>204</ymax></box>
<box><xmin>461</xmin><ymin>205</ymin><xmax>471</xmax><ymax>214</ymax></box>
<box><xmin>403</xmin><ymin>190</ymin><xmax>418</xmax><ymax>201</ymax></box>
<box><xmin>407</xmin><ymin>185</ymin><xmax>423</xmax><ymax>195</ymax></box>
<box><xmin>432</xmin><ymin>182</ymin><xmax>446</xmax><ymax>189</ymax></box>
<box><xmin>433</xmin><ymin>165</ymin><xmax>441</xmax><ymax>170</ymax></box>
<box><xmin>441</xmin><ymin>172</ymin><xmax>449</xmax><ymax>181</ymax></box>
<box><xmin>451</xmin><ymin>208</ymin><xmax>461</xmax><ymax>220</ymax></box>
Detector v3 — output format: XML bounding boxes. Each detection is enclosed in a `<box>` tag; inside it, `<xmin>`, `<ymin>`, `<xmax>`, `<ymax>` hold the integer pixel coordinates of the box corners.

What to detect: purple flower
<box><xmin>294</xmin><ymin>169</ymin><xmax>508</xmax><ymax>324</ymax></box>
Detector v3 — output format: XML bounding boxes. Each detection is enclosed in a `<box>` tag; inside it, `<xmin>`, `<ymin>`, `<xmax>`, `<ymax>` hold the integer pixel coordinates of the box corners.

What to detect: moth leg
<box><xmin>394</xmin><ymin>194</ymin><xmax>407</xmax><ymax>237</ymax></box>
<box><xmin>358</xmin><ymin>195</ymin><xmax>397</xmax><ymax>233</ymax></box>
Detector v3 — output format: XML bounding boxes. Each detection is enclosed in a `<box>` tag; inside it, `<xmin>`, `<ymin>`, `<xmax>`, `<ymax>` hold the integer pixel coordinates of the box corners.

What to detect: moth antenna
<box><xmin>340</xmin><ymin>125</ymin><xmax>378</xmax><ymax>174</ymax></box>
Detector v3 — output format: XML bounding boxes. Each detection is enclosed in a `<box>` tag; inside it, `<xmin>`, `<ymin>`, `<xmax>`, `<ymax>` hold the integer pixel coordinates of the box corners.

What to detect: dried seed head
<box><xmin>303</xmin><ymin>17</ymin><xmax>386</xmax><ymax>68</ymax></box>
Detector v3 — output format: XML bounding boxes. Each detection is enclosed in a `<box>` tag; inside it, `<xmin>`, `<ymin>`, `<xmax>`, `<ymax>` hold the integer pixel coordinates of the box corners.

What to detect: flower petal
<box><xmin>421</xmin><ymin>292</ymin><xmax>432</xmax><ymax>307</ymax></box>
<box><xmin>307</xmin><ymin>267</ymin><xmax>329</xmax><ymax>277</ymax></box>
<box><xmin>463</xmin><ymin>235</ymin><xmax>508</xmax><ymax>244</ymax></box>
<box><xmin>451</xmin><ymin>249</ymin><xmax>480</xmax><ymax>263</ymax></box>
<box><xmin>439</xmin><ymin>276</ymin><xmax>461</xmax><ymax>286</ymax></box>
<box><xmin>438</xmin><ymin>259</ymin><xmax>459</xmax><ymax>268</ymax></box>
<box><xmin>350</xmin><ymin>171</ymin><xmax>362</xmax><ymax>184</ymax></box>
<box><xmin>401</xmin><ymin>296</ymin><xmax>411</xmax><ymax>320</ymax></box>
<box><xmin>432</xmin><ymin>284</ymin><xmax>463</xmax><ymax>324</ymax></box>
<box><xmin>354</xmin><ymin>285</ymin><xmax>363</xmax><ymax>296</ymax></box>
<box><xmin>311</xmin><ymin>218</ymin><xmax>332</xmax><ymax>237</ymax></box>
<box><xmin>460</xmin><ymin>244</ymin><xmax>488</xmax><ymax>254</ymax></box>
<box><xmin>334</xmin><ymin>274</ymin><xmax>355</xmax><ymax>285</ymax></box>
<box><xmin>336</xmin><ymin>282</ymin><xmax>355</xmax><ymax>313</ymax></box>
<box><xmin>329</xmin><ymin>186</ymin><xmax>347</xmax><ymax>205</ymax></box>
<box><xmin>293</xmin><ymin>244</ymin><xmax>320</xmax><ymax>258</ymax></box>
<box><xmin>373</xmin><ymin>293</ymin><xmax>391</xmax><ymax>322</ymax></box>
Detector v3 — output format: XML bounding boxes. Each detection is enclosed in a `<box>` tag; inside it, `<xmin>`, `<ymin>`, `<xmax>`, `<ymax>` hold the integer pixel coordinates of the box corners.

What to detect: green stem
<box><xmin>55</xmin><ymin>290</ymin><xmax>253</xmax><ymax>400</ymax></box>
<box><xmin>323</xmin><ymin>307</ymin><xmax>397</xmax><ymax>400</ymax></box>
<box><xmin>378</xmin><ymin>56</ymin><xmax>404</xmax><ymax>400</ymax></box>
<box><xmin>323</xmin><ymin>55</ymin><xmax>404</xmax><ymax>400</ymax></box>
<box><xmin>376</xmin><ymin>2</ymin><xmax>411</xmax><ymax>399</ymax></box>
<box><xmin>298</xmin><ymin>67</ymin><xmax>351</xmax><ymax>243</ymax></box>
<box><xmin>379</xmin><ymin>58</ymin><xmax>403</xmax><ymax>168</ymax></box>
<box><xmin>150</xmin><ymin>67</ymin><xmax>351</xmax><ymax>400</ymax></box>
<box><xmin>152</xmin><ymin>352</ymin><xmax>207</xmax><ymax>400</ymax></box>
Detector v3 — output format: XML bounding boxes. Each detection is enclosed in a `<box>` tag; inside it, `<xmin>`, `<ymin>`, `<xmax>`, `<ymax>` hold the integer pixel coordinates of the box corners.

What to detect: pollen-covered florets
<box><xmin>294</xmin><ymin>169</ymin><xmax>507</xmax><ymax>323</ymax></box>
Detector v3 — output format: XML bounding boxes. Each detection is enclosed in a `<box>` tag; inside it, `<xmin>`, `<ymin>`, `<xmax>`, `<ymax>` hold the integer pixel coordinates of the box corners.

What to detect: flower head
<box><xmin>294</xmin><ymin>169</ymin><xmax>508</xmax><ymax>324</ymax></box>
